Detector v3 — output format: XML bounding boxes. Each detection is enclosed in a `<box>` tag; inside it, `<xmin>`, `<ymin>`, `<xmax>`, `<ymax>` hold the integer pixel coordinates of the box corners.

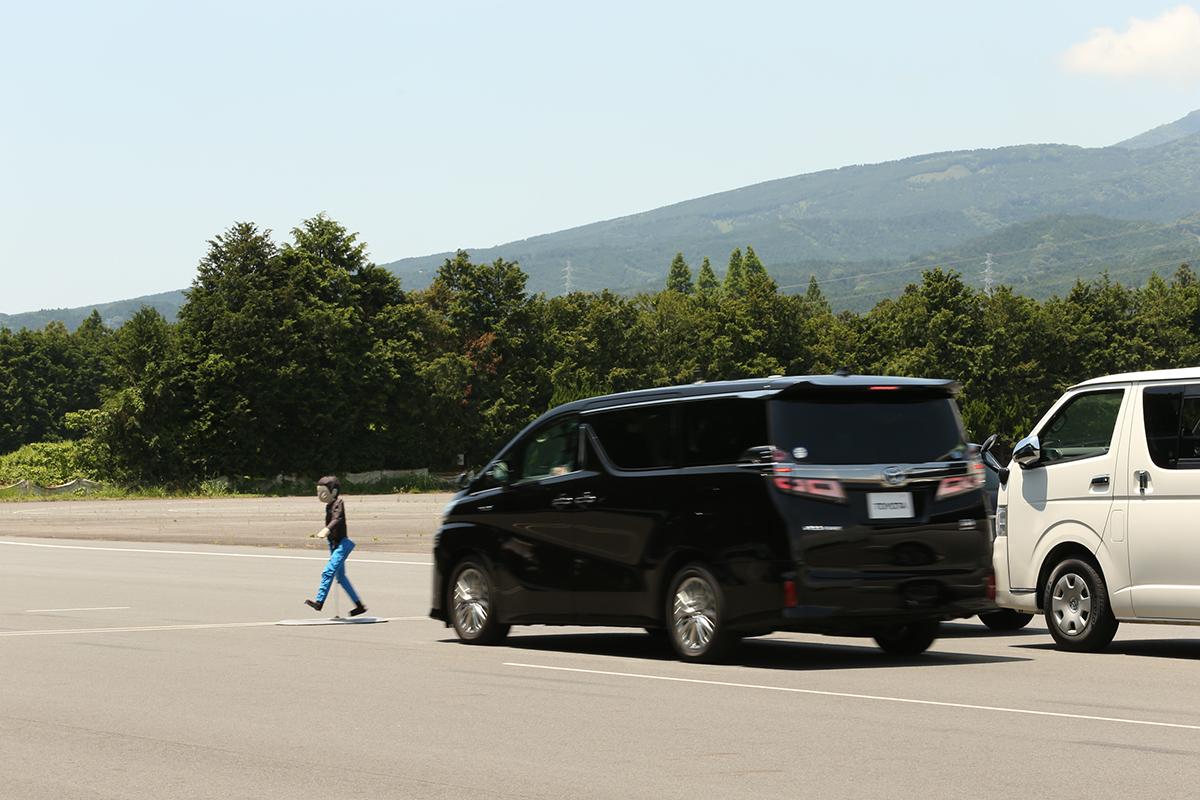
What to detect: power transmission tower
<box><xmin>982</xmin><ymin>252</ymin><xmax>995</xmax><ymax>297</ymax></box>
<box><xmin>563</xmin><ymin>259</ymin><xmax>574</xmax><ymax>294</ymax></box>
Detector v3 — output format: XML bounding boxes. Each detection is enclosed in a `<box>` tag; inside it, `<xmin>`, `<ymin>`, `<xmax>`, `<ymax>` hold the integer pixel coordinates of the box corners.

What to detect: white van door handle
<box><xmin>1134</xmin><ymin>470</ymin><xmax>1149</xmax><ymax>493</ymax></box>
<box><xmin>1090</xmin><ymin>475</ymin><xmax>1110</xmax><ymax>489</ymax></box>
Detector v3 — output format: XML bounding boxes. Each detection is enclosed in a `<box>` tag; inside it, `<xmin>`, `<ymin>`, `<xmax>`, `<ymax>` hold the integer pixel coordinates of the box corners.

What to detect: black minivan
<box><xmin>430</xmin><ymin>374</ymin><xmax>995</xmax><ymax>661</ymax></box>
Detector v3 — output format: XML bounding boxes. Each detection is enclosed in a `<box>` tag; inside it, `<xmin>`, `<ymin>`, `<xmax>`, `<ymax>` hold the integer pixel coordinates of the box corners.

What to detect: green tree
<box><xmin>76</xmin><ymin>306</ymin><xmax>187</xmax><ymax>485</ymax></box>
<box><xmin>665</xmin><ymin>252</ymin><xmax>694</xmax><ymax>294</ymax></box>
<box><xmin>803</xmin><ymin>276</ymin><xmax>830</xmax><ymax>313</ymax></box>
<box><xmin>696</xmin><ymin>257</ymin><xmax>719</xmax><ymax>295</ymax></box>
<box><xmin>723</xmin><ymin>248</ymin><xmax>744</xmax><ymax>295</ymax></box>
<box><xmin>70</xmin><ymin>310</ymin><xmax>116</xmax><ymax>411</ymax></box>
<box><xmin>741</xmin><ymin>245</ymin><xmax>777</xmax><ymax>294</ymax></box>
<box><xmin>167</xmin><ymin>215</ymin><xmax>404</xmax><ymax>478</ymax></box>
<box><xmin>426</xmin><ymin>251</ymin><xmax>547</xmax><ymax>465</ymax></box>
<box><xmin>0</xmin><ymin>324</ymin><xmax>76</xmax><ymax>451</ymax></box>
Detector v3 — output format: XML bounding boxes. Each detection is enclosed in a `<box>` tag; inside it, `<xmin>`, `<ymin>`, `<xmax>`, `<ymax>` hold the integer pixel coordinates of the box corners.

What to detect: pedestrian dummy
<box><xmin>305</xmin><ymin>476</ymin><xmax>368</xmax><ymax>616</ymax></box>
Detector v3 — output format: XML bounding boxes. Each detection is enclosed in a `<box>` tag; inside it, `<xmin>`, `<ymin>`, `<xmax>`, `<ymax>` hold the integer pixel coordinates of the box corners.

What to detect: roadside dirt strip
<box><xmin>0</xmin><ymin>493</ymin><xmax>452</xmax><ymax>554</ymax></box>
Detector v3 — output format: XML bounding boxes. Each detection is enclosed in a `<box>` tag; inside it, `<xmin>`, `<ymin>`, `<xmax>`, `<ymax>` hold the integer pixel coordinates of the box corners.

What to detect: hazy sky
<box><xmin>4</xmin><ymin>1</ymin><xmax>1200</xmax><ymax>313</ymax></box>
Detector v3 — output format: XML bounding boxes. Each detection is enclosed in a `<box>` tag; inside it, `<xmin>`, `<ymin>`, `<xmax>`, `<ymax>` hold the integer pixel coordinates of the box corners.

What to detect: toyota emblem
<box><xmin>883</xmin><ymin>466</ymin><xmax>906</xmax><ymax>486</ymax></box>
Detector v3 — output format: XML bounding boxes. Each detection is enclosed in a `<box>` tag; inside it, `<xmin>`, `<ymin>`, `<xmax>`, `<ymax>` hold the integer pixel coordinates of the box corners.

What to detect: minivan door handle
<box><xmin>1090</xmin><ymin>475</ymin><xmax>1110</xmax><ymax>489</ymax></box>
<box><xmin>1135</xmin><ymin>470</ymin><xmax>1149</xmax><ymax>494</ymax></box>
<box><xmin>550</xmin><ymin>495</ymin><xmax>574</xmax><ymax>510</ymax></box>
<box><xmin>574</xmin><ymin>492</ymin><xmax>598</xmax><ymax>507</ymax></box>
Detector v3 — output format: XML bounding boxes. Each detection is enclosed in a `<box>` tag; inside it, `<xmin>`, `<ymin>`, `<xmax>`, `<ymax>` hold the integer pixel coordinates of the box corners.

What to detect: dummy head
<box><xmin>316</xmin><ymin>475</ymin><xmax>341</xmax><ymax>504</ymax></box>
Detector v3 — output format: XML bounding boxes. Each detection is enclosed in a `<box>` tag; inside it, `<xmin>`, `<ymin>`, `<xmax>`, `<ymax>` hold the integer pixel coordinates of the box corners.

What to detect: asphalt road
<box><xmin>0</xmin><ymin>494</ymin><xmax>454</xmax><ymax>553</ymax></box>
<box><xmin>4</xmin><ymin>535</ymin><xmax>1200</xmax><ymax>799</ymax></box>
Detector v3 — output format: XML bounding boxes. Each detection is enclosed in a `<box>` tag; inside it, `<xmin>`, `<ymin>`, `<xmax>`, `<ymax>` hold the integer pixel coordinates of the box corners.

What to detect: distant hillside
<box><xmin>1116</xmin><ymin>110</ymin><xmax>1200</xmax><ymax>150</ymax></box>
<box><xmin>0</xmin><ymin>290</ymin><xmax>187</xmax><ymax>332</ymax></box>
<box><xmin>711</xmin><ymin>213</ymin><xmax>1200</xmax><ymax>311</ymax></box>
<box><xmin>10</xmin><ymin>108</ymin><xmax>1200</xmax><ymax>327</ymax></box>
<box><xmin>909</xmin><ymin>213</ymin><xmax>1200</xmax><ymax>297</ymax></box>
<box><xmin>384</xmin><ymin>114</ymin><xmax>1200</xmax><ymax>298</ymax></box>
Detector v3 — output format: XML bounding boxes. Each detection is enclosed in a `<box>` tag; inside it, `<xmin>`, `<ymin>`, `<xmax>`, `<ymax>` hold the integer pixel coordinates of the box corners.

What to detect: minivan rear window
<box><xmin>680</xmin><ymin>398</ymin><xmax>768</xmax><ymax>467</ymax></box>
<box><xmin>769</xmin><ymin>396</ymin><xmax>965</xmax><ymax>465</ymax></box>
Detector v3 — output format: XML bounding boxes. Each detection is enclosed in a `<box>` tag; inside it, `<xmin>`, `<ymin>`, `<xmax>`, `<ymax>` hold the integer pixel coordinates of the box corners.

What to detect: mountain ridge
<box><xmin>381</xmin><ymin>126</ymin><xmax>1200</xmax><ymax>295</ymax></box>
<box><xmin>6</xmin><ymin>109</ymin><xmax>1200</xmax><ymax>330</ymax></box>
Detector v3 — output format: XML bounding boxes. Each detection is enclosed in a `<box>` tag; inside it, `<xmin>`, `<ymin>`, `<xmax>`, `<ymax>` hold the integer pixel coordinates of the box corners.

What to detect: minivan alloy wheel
<box><xmin>453</xmin><ymin>567</ymin><xmax>490</xmax><ymax>636</ymax></box>
<box><xmin>673</xmin><ymin>577</ymin><xmax>718</xmax><ymax>652</ymax></box>
<box><xmin>1051</xmin><ymin>573</ymin><xmax>1091</xmax><ymax>636</ymax></box>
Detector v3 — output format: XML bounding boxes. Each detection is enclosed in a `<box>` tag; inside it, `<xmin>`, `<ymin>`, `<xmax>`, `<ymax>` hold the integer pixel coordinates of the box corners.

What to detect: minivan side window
<box><xmin>1039</xmin><ymin>390</ymin><xmax>1123</xmax><ymax>465</ymax></box>
<box><xmin>513</xmin><ymin>418</ymin><xmax>580</xmax><ymax>482</ymax></box>
<box><xmin>1143</xmin><ymin>385</ymin><xmax>1200</xmax><ymax>469</ymax></box>
<box><xmin>680</xmin><ymin>398</ymin><xmax>768</xmax><ymax>467</ymax></box>
<box><xmin>588</xmin><ymin>405</ymin><xmax>674</xmax><ymax>470</ymax></box>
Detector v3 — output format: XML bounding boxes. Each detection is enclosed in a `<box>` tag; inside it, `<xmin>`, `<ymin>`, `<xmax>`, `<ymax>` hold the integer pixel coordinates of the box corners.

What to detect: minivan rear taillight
<box><xmin>935</xmin><ymin>461</ymin><xmax>985</xmax><ymax>500</ymax></box>
<box><xmin>772</xmin><ymin>463</ymin><xmax>847</xmax><ymax>503</ymax></box>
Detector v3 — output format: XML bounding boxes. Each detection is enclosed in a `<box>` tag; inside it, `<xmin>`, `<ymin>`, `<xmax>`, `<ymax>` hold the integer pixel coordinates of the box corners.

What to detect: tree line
<box><xmin>2</xmin><ymin>213</ymin><xmax>1198</xmax><ymax>486</ymax></box>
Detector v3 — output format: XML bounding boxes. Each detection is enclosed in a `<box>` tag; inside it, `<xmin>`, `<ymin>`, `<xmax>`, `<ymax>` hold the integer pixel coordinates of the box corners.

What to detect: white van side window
<box><xmin>1143</xmin><ymin>384</ymin><xmax>1200</xmax><ymax>469</ymax></box>
<box><xmin>1040</xmin><ymin>390</ymin><xmax>1123</xmax><ymax>465</ymax></box>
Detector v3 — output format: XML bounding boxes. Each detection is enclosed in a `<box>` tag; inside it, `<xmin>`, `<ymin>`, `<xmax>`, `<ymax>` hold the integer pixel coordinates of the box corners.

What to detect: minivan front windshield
<box><xmin>769</xmin><ymin>396</ymin><xmax>965</xmax><ymax>465</ymax></box>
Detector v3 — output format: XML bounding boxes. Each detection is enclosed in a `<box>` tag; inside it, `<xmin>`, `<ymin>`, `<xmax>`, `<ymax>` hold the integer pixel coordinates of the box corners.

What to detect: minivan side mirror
<box><xmin>487</xmin><ymin>461</ymin><xmax>510</xmax><ymax>484</ymax></box>
<box><xmin>979</xmin><ymin>434</ymin><xmax>1010</xmax><ymax>485</ymax></box>
<box><xmin>739</xmin><ymin>445</ymin><xmax>777</xmax><ymax>464</ymax></box>
<box><xmin>1012</xmin><ymin>434</ymin><xmax>1041</xmax><ymax>469</ymax></box>
<box><xmin>455</xmin><ymin>470</ymin><xmax>475</xmax><ymax>490</ymax></box>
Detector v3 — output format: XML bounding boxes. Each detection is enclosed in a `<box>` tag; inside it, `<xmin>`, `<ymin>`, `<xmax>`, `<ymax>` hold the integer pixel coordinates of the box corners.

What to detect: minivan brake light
<box><xmin>935</xmin><ymin>462</ymin><xmax>985</xmax><ymax>500</ymax></box>
<box><xmin>772</xmin><ymin>462</ymin><xmax>847</xmax><ymax>503</ymax></box>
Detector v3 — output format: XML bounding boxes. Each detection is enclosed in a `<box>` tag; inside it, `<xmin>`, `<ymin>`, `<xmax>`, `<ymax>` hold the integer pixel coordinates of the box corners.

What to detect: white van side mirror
<box><xmin>1013</xmin><ymin>434</ymin><xmax>1041</xmax><ymax>468</ymax></box>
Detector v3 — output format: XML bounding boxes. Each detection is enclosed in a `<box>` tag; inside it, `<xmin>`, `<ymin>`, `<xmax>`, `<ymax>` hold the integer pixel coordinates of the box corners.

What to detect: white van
<box><xmin>985</xmin><ymin>367</ymin><xmax>1200</xmax><ymax>651</ymax></box>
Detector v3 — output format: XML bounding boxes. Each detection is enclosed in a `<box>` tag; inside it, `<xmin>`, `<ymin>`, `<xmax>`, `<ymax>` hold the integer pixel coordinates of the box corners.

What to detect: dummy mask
<box><xmin>317</xmin><ymin>484</ymin><xmax>335</xmax><ymax>504</ymax></box>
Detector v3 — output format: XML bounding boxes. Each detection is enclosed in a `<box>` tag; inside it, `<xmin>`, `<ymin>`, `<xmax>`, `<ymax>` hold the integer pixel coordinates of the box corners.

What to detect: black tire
<box><xmin>978</xmin><ymin>609</ymin><xmax>1035</xmax><ymax>631</ymax></box>
<box><xmin>873</xmin><ymin>620</ymin><xmax>940</xmax><ymax>656</ymax></box>
<box><xmin>447</xmin><ymin>559</ymin><xmax>510</xmax><ymax>645</ymax></box>
<box><xmin>1042</xmin><ymin>557</ymin><xmax>1118</xmax><ymax>652</ymax></box>
<box><xmin>665</xmin><ymin>564</ymin><xmax>736</xmax><ymax>663</ymax></box>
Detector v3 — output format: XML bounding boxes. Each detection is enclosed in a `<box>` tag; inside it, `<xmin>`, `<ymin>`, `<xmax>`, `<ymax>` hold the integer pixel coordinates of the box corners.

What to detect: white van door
<box><xmin>1005</xmin><ymin>388</ymin><xmax>1128</xmax><ymax>591</ymax></box>
<box><xmin>1127</xmin><ymin>382</ymin><xmax>1200</xmax><ymax>620</ymax></box>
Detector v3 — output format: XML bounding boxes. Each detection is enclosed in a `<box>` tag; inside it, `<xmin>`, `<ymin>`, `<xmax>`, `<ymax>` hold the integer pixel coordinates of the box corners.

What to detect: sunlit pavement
<box><xmin>3</xmin><ymin>536</ymin><xmax>1200</xmax><ymax>799</ymax></box>
<box><xmin>0</xmin><ymin>494</ymin><xmax>453</xmax><ymax>552</ymax></box>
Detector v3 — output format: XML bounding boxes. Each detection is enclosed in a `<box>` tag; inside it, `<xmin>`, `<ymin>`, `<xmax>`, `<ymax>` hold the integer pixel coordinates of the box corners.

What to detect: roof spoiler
<box><xmin>774</xmin><ymin>376</ymin><xmax>961</xmax><ymax>399</ymax></box>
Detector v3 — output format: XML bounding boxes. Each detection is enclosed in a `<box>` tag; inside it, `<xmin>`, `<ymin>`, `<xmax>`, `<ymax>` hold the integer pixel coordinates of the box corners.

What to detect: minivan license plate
<box><xmin>867</xmin><ymin>492</ymin><xmax>914</xmax><ymax>519</ymax></box>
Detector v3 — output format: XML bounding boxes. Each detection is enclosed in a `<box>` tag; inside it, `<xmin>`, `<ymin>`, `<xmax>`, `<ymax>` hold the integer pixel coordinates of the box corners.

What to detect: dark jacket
<box><xmin>325</xmin><ymin>497</ymin><xmax>348</xmax><ymax>546</ymax></box>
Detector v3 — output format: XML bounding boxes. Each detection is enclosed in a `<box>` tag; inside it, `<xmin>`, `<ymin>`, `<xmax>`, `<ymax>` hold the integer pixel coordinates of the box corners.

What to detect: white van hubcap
<box><xmin>1051</xmin><ymin>573</ymin><xmax>1092</xmax><ymax>636</ymax></box>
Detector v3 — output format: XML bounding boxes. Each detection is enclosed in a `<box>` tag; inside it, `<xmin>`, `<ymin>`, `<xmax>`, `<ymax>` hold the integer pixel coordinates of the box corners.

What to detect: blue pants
<box><xmin>316</xmin><ymin>538</ymin><xmax>362</xmax><ymax>605</ymax></box>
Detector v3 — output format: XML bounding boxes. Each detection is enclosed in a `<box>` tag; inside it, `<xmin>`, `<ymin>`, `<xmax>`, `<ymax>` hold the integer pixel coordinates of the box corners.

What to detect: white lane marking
<box><xmin>0</xmin><ymin>540</ymin><xmax>432</xmax><ymax>566</ymax></box>
<box><xmin>505</xmin><ymin>662</ymin><xmax>1200</xmax><ymax>732</ymax></box>
<box><xmin>25</xmin><ymin>606</ymin><xmax>131</xmax><ymax>613</ymax></box>
<box><xmin>2</xmin><ymin>621</ymin><xmax>279</xmax><ymax>637</ymax></box>
<box><xmin>1</xmin><ymin>616</ymin><xmax>430</xmax><ymax>637</ymax></box>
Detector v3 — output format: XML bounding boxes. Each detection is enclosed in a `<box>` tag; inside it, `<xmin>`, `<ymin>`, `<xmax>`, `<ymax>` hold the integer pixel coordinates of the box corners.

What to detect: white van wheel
<box><xmin>1042</xmin><ymin>558</ymin><xmax>1117</xmax><ymax>652</ymax></box>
